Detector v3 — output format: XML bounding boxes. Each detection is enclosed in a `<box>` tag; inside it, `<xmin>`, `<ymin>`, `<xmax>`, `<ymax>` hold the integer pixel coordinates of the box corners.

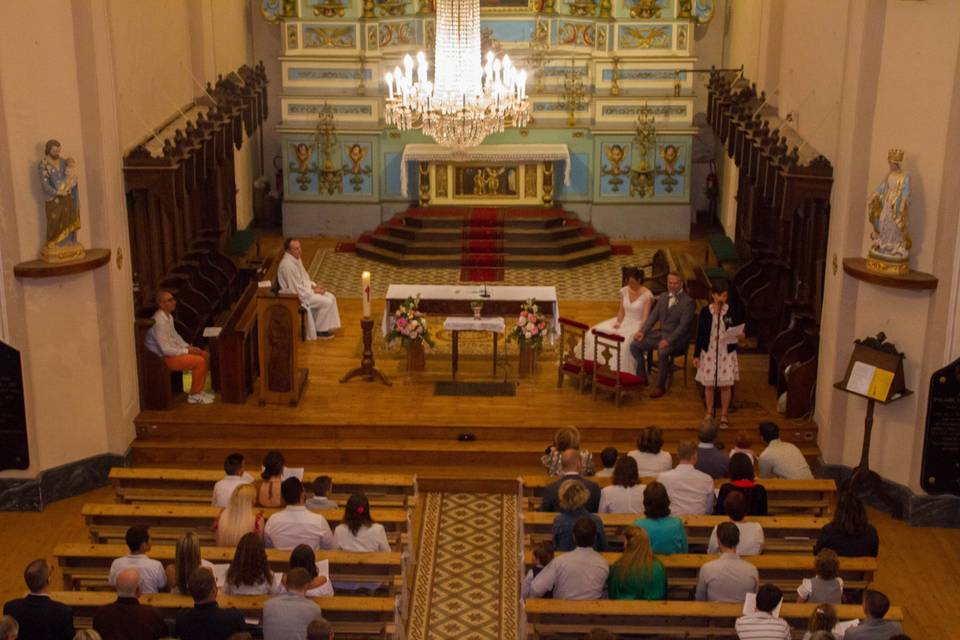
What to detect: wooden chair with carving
<box><xmin>557</xmin><ymin>317</ymin><xmax>593</xmax><ymax>392</ymax></box>
<box><xmin>591</xmin><ymin>329</ymin><xmax>647</xmax><ymax>405</ymax></box>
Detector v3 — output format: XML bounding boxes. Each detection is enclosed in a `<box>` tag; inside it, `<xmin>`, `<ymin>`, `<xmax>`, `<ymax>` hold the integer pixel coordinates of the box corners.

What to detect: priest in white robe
<box><xmin>277</xmin><ymin>238</ymin><xmax>341</xmax><ymax>340</ymax></box>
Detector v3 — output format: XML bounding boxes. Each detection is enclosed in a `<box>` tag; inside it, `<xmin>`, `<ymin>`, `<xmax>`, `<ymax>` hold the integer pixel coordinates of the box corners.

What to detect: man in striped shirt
<box><xmin>735</xmin><ymin>583</ymin><xmax>791</xmax><ymax>640</ymax></box>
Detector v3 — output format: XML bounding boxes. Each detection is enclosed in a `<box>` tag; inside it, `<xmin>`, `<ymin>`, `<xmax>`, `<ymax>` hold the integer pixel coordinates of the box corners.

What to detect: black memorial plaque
<box><xmin>921</xmin><ymin>358</ymin><xmax>960</xmax><ymax>495</ymax></box>
<box><xmin>0</xmin><ymin>340</ymin><xmax>29</xmax><ymax>470</ymax></box>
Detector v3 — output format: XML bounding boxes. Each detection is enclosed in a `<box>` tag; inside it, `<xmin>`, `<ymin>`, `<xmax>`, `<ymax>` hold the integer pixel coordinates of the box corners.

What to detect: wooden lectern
<box><xmin>256</xmin><ymin>291</ymin><xmax>308</xmax><ymax>406</ymax></box>
<box><xmin>834</xmin><ymin>332</ymin><xmax>911</xmax><ymax>514</ymax></box>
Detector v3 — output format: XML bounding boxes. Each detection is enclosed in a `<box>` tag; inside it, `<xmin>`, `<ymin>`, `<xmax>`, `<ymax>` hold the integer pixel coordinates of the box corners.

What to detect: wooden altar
<box><xmin>400</xmin><ymin>144</ymin><xmax>570</xmax><ymax>207</ymax></box>
<box><xmin>422</xmin><ymin>162</ymin><xmax>551</xmax><ymax>206</ymax></box>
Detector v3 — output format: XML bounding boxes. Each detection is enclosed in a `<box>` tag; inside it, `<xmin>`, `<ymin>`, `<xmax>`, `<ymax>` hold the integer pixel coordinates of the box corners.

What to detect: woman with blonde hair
<box><xmin>541</xmin><ymin>426</ymin><xmax>594</xmax><ymax>477</ymax></box>
<box><xmin>607</xmin><ymin>526</ymin><xmax>667</xmax><ymax>600</ymax></box>
<box><xmin>551</xmin><ymin>479</ymin><xmax>607</xmax><ymax>551</ymax></box>
<box><xmin>216</xmin><ymin>483</ymin><xmax>264</xmax><ymax>548</ymax></box>
<box><xmin>73</xmin><ymin>631</ymin><xmax>104</xmax><ymax>640</ymax></box>
<box><xmin>165</xmin><ymin>531</ymin><xmax>214</xmax><ymax>595</ymax></box>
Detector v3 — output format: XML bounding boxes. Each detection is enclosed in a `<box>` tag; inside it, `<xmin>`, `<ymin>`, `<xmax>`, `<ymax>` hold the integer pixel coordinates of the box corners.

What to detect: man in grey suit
<box><xmin>630</xmin><ymin>272</ymin><xmax>696</xmax><ymax>398</ymax></box>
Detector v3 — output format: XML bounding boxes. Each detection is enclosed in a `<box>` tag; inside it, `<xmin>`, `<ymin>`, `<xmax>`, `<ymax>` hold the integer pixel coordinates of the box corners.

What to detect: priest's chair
<box><xmin>557</xmin><ymin>317</ymin><xmax>593</xmax><ymax>392</ymax></box>
<box><xmin>592</xmin><ymin>329</ymin><xmax>648</xmax><ymax>405</ymax></box>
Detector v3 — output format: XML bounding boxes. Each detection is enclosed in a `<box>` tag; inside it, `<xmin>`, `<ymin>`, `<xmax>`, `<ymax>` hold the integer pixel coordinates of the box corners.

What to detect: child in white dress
<box><xmin>694</xmin><ymin>280</ymin><xmax>743</xmax><ymax>428</ymax></box>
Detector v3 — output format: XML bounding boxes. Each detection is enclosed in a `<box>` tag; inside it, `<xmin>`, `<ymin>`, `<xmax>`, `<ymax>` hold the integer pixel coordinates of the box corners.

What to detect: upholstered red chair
<box><xmin>557</xmin><ymin>317</ymin><xmax>593</xmax><ymax>392</ymax></box>
<box><xmin>592</xmin><ymin>329</ymin><xmax>647</xmax><ymax>405</ymax></box>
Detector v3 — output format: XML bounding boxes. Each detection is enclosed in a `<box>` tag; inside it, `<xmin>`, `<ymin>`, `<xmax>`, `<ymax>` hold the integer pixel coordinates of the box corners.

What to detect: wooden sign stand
<box><xmin>833</xmin><ymin>332</ymin><xmax>911</xmax><ymax>515</ymax></box>
<box><xmin>256</xmin><ymin>291</ymin><xmax>308</xmax><ymax>406</ymax></box>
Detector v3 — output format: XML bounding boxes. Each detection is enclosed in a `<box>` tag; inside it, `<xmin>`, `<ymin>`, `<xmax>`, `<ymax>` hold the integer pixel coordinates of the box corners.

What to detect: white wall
<box><xmin>0</xmin><ymin>0</ymin><xmax>256</xmax><ymax>479</ymax></box>
<box><xmin>722</xmin><ymin>0</ymin><xmax>960</xmax><ymax>492</ymax></box>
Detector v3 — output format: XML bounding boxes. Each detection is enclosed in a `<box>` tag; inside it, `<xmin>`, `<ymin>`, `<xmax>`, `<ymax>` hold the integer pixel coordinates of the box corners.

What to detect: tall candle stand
<box><xmin>340</xmin><ymin>317</ymin><xmax>392</xmax><ymax>386</ymax></box>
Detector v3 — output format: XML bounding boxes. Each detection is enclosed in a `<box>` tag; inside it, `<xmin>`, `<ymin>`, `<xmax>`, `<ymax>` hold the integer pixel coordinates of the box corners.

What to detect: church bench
<box><xmin>522</xmin><ymin>551</ymin><xmax>876</xmax><ymax>600</ymax></box>
<box><xmin>81</xmin><ymin>504</ymin><xmax>410</xmax><ymax>550</ymax></box>
<box><xmin>522</xmin><ymin>512</ymin><xmax>828</xmax><ymax>554</ymax></box>
<box><xmin>522</xmin><ymin>476</ymin><xmax>837</xmax><ymax>516</ymax></box>
<box><xmin>51</xmin><ymin>591</ymin><xmax>396</xmax><ymax>640</ymax></box>
<box><xmin>109</xmin><ymin>467</ymin><xmax>417</xmax><ymax>509</ymax></box>
<box><xmin>53</xmin><ymin>543</ymin><xmax>404</xmax><ymax>594</ymax></box>
<box><xmin>523</xmin><ymin>599</ymin><xmax>903</xmax><ymax>639</ymax></box>
<box><xmin>706</xmin><ymin>232</ymin><xmax>740</xmax><ymax>270</ymax></box>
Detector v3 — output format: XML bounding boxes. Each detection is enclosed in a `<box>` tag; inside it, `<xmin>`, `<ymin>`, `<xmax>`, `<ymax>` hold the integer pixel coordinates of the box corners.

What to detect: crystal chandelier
<box><xmin>383</xmin><ymin>0</ymin><xmax>530</xmax><ymax>149</ymax></box>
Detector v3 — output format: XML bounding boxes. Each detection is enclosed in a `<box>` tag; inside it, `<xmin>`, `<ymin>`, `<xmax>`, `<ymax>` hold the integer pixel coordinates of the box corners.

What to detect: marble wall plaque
<box><xmin>0</xmin><ymin>340</ymin><xmax>29</xmax><ymax>470</ymax></box>
<box><xmin>921</xmin><ymin>358</ymin><xmax>960</xmax><ymax>495</ymax></box>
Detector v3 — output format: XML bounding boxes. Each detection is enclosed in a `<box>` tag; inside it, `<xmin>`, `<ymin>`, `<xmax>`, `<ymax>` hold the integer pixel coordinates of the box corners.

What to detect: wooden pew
<box><xmin>524</xmin><ymin>599</ymin><xmax>904</xmax><ymax>639</ymax></box>
<box><xmin>522</xmin><ymin>512</ymin><xmax>828</xmax><ymax>553</ymax></box>
<box><xmin>81</xmin><ymin>504</ymin><xmax>410</xmax><ymax>549</ymax></box>
<box><xmin>52</xmin><ymin>591</ymin><xmax>396</xmax><ymax>640</ymax></box>
<box><xmin>54</xmin><ymin>543</ymin><xmax>403</xmax><ymax>594</ymax></box>
<box><xmin>522</xmin><ymin>551</ymin><xmax>876</xmax><ymax>600</ymax></box>
<box><xmin>109</xmin><ymin>468</ymin><xmax>417</xmax><ymax>509</ymax></box>
<box><xmin>522</xmin><ymin>476</ymin><xmax>837</xmax><ymax>516</ymax></box>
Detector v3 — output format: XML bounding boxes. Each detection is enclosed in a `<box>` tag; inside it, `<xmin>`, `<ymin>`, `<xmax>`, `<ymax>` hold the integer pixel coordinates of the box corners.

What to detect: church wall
<box><xmin>717</xmin><ymin>0</ymin><xmax>765</xmax><ymax>237</ymax></box>
<box><xmin>258</xmin><ymin>2</ymin><xmax>721</xmax><ymax>238</ymax></box>
<box><xmin>775</xmin><ymin>0</ymin><xmax>846</xmax><ymax>160</ymax></box>
<box><xmin>107</xmin><ymin>0</ymin><xmax>195</xmax><ymax>152</ymax></box>
<box><xmin>723</xmin><ymin>1</ymin><xmax>960</xmax><ymax>494</ymax></box>
<box><xmin>0</xmin><ymin>1</ymin><xmax>259</xmax><ymax>501</ymax></box>
<box><xmin>0</xmin><ymin>1</ymin><xmax>112</xmax><ymax>478</ymax></box>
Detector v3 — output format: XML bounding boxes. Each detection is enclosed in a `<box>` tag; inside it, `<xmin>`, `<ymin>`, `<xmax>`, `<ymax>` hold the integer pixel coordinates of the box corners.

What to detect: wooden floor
<box><xmin>1</xmin><ymin>486</ymin><xmax>958</xmax><ymax>638</ymax></box>
<box><xmin>137</xmin><ymin>238</ymin><xmax>814</xmax><ymax>458</ymax></box>
<box><xmin>4</xmin><ymin>237</ymin><xmax>957</xmax><ymax>638</ymax></box>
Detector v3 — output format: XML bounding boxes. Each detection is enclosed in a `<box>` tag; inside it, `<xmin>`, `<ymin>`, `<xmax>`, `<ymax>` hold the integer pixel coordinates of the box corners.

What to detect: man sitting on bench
<box><xmin>145</xmin><ymin>290</ymin><xmax>214</xmax><ymax>405</ymax></box>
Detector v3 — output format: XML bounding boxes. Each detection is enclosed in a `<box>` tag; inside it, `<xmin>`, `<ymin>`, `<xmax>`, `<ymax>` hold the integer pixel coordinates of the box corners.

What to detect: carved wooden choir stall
<box><xmin>706</xmin><ymin>71</ymin><xmax>834</xmax><ymax>419</ymax></box>
<box><xmin>125</xmin><ymin>63</ymin><xmax>270</xmax><ymax>410</ymax></box>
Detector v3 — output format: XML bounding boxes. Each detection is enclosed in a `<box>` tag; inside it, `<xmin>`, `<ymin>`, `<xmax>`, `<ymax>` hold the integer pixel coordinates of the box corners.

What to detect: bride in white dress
<box><xmin>583</xmin><ymin>268</ymin><xmax>654</xmax><ymax>375</ymax></box>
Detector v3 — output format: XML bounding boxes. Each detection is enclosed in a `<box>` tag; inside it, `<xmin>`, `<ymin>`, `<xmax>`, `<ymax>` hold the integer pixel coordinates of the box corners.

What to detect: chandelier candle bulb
<box><xmin>382</xmin><ymin>0</ymin><xmax>530</xmax><ymax>149</ymax></box>
<box><xmin>362</xmin><ymin>271</ymin><xmax>372</xmax><ymax>318</ymax></box>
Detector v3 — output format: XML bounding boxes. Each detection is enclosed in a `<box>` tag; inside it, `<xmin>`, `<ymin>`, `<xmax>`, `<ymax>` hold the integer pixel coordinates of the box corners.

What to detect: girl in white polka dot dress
<box><xmin>694</xmin><ymin>280</ymin><xmax>743</xmax><ymax>429</ymax></box>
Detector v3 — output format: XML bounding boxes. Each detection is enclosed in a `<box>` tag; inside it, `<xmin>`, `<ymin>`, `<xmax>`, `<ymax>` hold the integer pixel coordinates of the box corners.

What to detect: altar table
<box><xmin>443</xmin><ymin>316</ymin><xmax>506</xmax><ymax>378</ymax></box>
<box><xmin>382</xmin><ymin>285</ymin><xmax>560</xmax><ymax>337</ymax></box>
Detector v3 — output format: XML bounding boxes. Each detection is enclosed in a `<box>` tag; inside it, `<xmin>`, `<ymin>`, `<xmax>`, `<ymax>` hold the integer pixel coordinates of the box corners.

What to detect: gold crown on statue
<box><xmin>887</xmin><ymin>148</ymin><xmax>904</xmax><ymax>163</ymax></box>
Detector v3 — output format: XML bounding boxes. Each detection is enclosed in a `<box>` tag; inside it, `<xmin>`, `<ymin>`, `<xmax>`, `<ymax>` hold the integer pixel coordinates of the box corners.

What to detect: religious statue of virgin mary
<box><xmin>866</xmin><ymin>148</ymin><xmax>911</xmax><ymax>274</ymax></box>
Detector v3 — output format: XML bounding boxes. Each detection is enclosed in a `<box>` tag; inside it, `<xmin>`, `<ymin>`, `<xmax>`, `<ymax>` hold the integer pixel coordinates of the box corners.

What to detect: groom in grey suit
<box><xmin>630</xmin><ymin>272</ymin><xmax>696</xmax><ymax>398</ymax></box>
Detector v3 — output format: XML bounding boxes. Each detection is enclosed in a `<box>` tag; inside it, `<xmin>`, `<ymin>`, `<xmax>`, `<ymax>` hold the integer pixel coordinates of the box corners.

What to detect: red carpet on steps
<box><xmin>460</xmin><ymin>210</ymin><xmax>506</xmax><ymax>281</ymax></box>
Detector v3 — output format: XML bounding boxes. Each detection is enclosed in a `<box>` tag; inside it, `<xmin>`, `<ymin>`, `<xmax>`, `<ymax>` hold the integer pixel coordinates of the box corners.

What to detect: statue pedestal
<box><xmin>842</xmin><ymin>257</ymin><xmax>938</xmax><ymax>291</ymax></box>
<box><xmin>866</xmin><ymin>254</ymin><xmax>908</xmax><ymax>276</ymax></box>
<box><xmin>14</xmin><ymin>248</ymin><xmax>110</xmax><ymax>279</ymax></box>
<box><xmin>41</xmin><ymin>242</ymin><xmax>86</xmax><ymax>264</ymax></box>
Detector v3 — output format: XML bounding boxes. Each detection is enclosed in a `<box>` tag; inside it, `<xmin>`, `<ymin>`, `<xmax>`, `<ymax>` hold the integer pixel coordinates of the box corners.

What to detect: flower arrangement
<box><xmin>386</xmin><ymin>295</ymin><xmax>435</xmax><ymax>348</ymax></box>
<box><xmin>510</xmin><ymin>298</ymin><xmax>548</xmax><ymax>351</ymax></box>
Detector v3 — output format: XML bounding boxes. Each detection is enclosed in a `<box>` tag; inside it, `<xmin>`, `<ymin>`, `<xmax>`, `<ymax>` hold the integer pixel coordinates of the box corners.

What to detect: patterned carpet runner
<box><xmin>408</xmin><ymin>492</ymin><xmax>519</xmax><ymax>640</ymax></box>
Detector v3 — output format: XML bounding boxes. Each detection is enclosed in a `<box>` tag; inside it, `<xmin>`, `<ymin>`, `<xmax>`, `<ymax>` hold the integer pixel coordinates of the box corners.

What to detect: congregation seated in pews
<box><xmin>0</xmin><ymin>461</ymin><xmax>406</xmax><ymax>638</ymax></box>
<box><xmin>520</xmin><ymin>515</ymin><xmax>903</xmax><ymax>638</ymax></box>
<box><xmin>3</xmin><ymin>555</ymin><xmax>394</xmax><ymax>640</ymax></box>
<box><xmin>520</xmin><ymin>423</ymin><xmax>905</xmax><ymax>640</ymax></box>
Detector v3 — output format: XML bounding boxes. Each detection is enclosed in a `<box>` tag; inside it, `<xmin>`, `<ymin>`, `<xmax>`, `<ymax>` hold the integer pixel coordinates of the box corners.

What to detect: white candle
<box><xmin>361</xmin><ymin>271</ymin><xmax>371</xmax><ymax>318</ymax></box>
